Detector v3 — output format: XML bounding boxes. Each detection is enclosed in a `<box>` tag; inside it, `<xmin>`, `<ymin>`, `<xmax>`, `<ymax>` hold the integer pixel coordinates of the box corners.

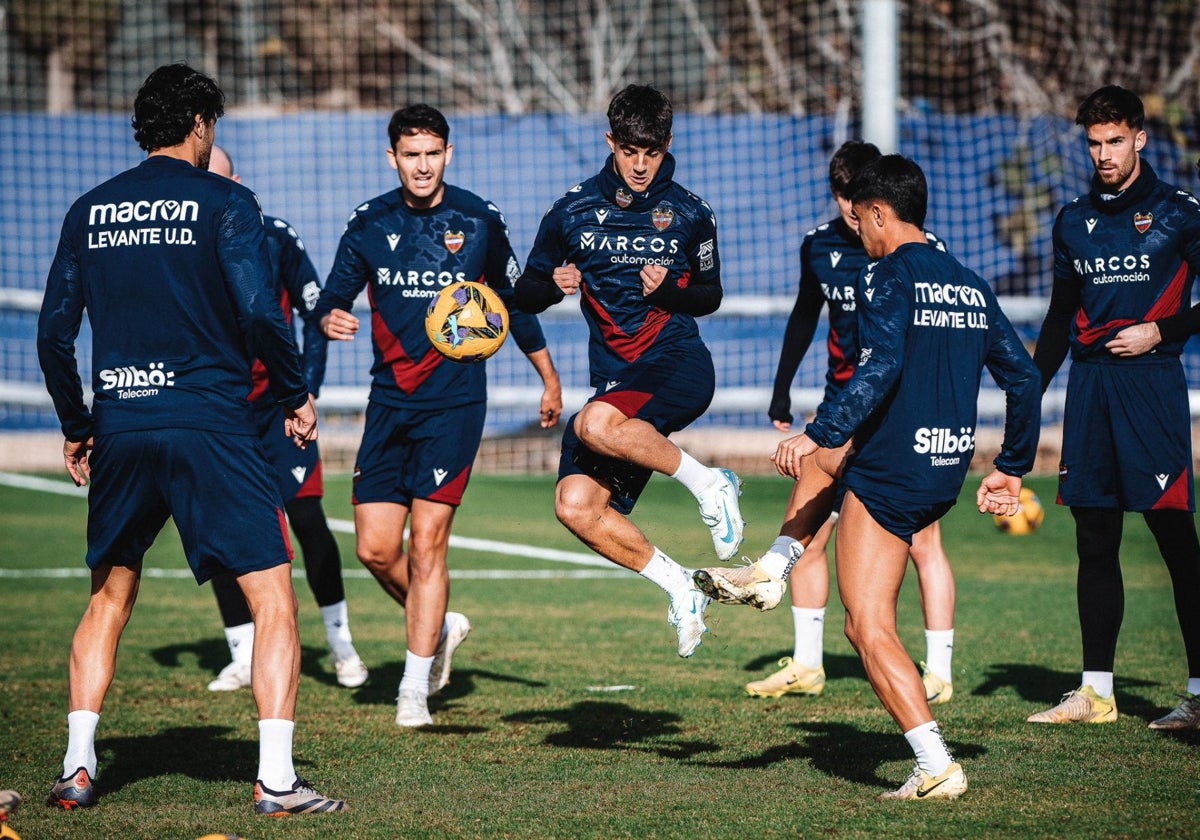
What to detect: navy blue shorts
<box><xmin>847</xmin><ymin>485</ymin><xmax>954</xmax><ymax>545</ymax></box>
<box><xmin>85</xmin><ymin>429</ymin><xmax>293</xmax><ymax>584</ymax></box>
<box><xmin>255</xmin><ymin>401</ymin><xmax>323</xmax><ymax>503</ymax></box>
<box><xmin>352</xmin><ymin>400</ymin><xmax>486</xmax><ymax>507</ymax></box>
<box><xmin>558</xmin><ymin>343</ymin><xmax>715</xmax><ymax>515</ymax></box>
<box><xmin>1059</xmin><ymin>360</ymin><xmax>1194</xmax><ymax>511</ymax></box>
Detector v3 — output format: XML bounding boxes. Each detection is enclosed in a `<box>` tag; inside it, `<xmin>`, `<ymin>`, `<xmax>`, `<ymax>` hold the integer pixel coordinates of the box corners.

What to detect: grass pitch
<box><xmin>1</xmin><ymin>471</ymin><xmax>1197</xmax><ymax>839</ymax></box>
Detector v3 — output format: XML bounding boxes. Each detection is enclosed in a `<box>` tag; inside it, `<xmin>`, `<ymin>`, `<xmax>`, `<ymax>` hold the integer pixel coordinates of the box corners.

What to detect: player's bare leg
<box><xmin>238</xmin><ymin>564</ymin><xmax>301</xmax><ymax>721</ymax></box>
<box><xmin>835</xmin><ymin>492</ymin><xmax>929</xmax><ymax>730</ymax></box>
<box><xmin>555</xmin><ymin>472</ymin><xmax>712</xmax><ymax>657</ymax></box>
<box><xmin>68</xmin><ymin>564</ymin><xmax>141</xmax><ymax>714</ymax></box>
<box><xmin>837</xmin><ymin>491</ymin><xmax>963</xmax><ymax>798</ymax></box>
<box><xmin>404</xmin><ymin>499</ymin><xmax>455</xmax><ymax>660</ymax></box>
<box><xmin>909</xmin><ymin>521</ymin><xmax>957</xmax><ymax>703</ymax></box>
<box><xmin>573</xmin><ymin>401</ymin><xmax>745</xmax><ymax>560</ymax></box>
<box><xmin>555</xmin><ymin>473</ymin><xmax>656</xmax><ymax>572</ymax></box>
<box><xmin>355</xmin><ymin>502</ymin><xmax>412</xmax><ymax>606</ymax></box>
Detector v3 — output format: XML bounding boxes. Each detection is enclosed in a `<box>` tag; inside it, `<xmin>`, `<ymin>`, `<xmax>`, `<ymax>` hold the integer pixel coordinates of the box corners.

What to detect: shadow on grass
<box><xmin>503</xmin><ymin>701</ymin><xmax>721</xmax><ymax>759</ymax></box>
<box><xmin>151</xmin><ymin>640</ymin><xmax>340</xmax><ymax>687</ymax></box>
<box><xmin>94</xmin><ymin>725</ymin><xmax>259</xmax><ymax>794</ymax></box>
<box><xmin>744</xmin><ymin>650</ymin><xmax>865</xmax><ymax>680</ymax></box>
<box><xmin>690</xmin><ymin>719</ymin><xmax>985</xmax><ymax>790</ymax></box>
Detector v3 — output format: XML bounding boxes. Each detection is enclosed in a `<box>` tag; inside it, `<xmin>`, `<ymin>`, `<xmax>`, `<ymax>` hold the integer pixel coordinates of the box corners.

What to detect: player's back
<box><xmin>60</xmin><ymin>156</ymin><xmax>269</xmax><ymax>435</ymax></box>
<box><xmin>849</xmin><ymin>242</ymin><xmax>1002</xmax><ymax>502</ymax></box>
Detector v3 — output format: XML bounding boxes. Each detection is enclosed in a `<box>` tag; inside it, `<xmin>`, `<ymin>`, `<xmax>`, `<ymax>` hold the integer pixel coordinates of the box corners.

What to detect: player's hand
<box><xmin>976</xmin><ymin>469</ymin><xmax>1021</xmax><ymax>516</ymax></box>
<box><xmin>1106</xmin><ymin>321</ymin><xmax>1160</xmax><ymax>357</ymax></box>
<box><xmin>771</xmin><ymin>432</ymin><xmax>818</xmax><ymax>479</ymax></box>
<box><xmin>772</xmin><ymin>419</ymin><xmax>792</xmax><ymax>433</ymax></box>
<box><xmin>640</xmin><ymin>264</ymin><xmax>668</xmax><ymax>296</ymax></box>
<box><xmin>285</xmin><ymin>396</ymin><xmax>319</xmax><ymax>448</ymax></box>
<box><xmin>553</xmin><ymin>263</ymin><xmax>582</xmax><ymax>296</ymax></box>
<box><xmin>322</xmin><ymin>309</ymin><xmax>359</xmax><ymax>341</ymax></box>
<box><xmin>539</xmin><ymin>385</ymin><xmax>563</xmax><ymax>429</ymax></box>
<box><xmin>63</xmin><ymin>437</ymin><xmax>93</xmax><ymax>487</ymax></box>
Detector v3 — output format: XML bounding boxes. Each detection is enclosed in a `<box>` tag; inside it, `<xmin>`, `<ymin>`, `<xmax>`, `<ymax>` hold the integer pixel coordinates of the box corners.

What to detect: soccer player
<box><xmin>749</xmin><ymin>141</ymin><xmax>958</xmax><ymax>703</ymax></box>
<box><xmin>513</xmin><ymin>84</ymin><xmax>744</xmax><ymax>659</ymax></box>
<box><xmin>315</xmin><ymin>104</ymin><xmax>562</xmax><ymax>728</ymax></box>
<box><xmin>1029</xmin><ymin>85</ymin><xmax>1200</xmax><ymax>730</ymax></box>
<box><xmin>699</xmin><ymin>155</ymin><xmax>1040</xmax><ymax>799</ymax></box>
<box><xmin>205</xmin><ymin>145</ymin><xmax>368</xmax><ymax>693</ymax></box>
<box><xmin>37</xmin><ymin>64</ymin><xmax>345</xmax><ymax>815</ymax></box>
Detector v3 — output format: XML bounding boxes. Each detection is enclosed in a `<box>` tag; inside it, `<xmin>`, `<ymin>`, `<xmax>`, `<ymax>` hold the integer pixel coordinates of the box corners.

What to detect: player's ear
<box><xmin>605</xmin><ymin>132</ymin><xmax>617</xmax><ymax>155</ymax></box>
<box><xmin>444</xmin><ymin>143</ymin><xmax>454</xmax><ymax>167</ymax></box>
<box><xmin>386</xmin><ymin>147</ymin><xmax>399</xmax><ymax>171</ymax></box>
<box><xmin>1133</xmin><ymin>131</ymin><xmax>1146</xmax><ymax>152</ymax></box>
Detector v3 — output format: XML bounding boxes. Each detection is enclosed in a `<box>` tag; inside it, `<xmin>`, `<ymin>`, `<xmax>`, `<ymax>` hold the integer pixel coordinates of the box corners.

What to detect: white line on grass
<box><xmin>0</xmin><ymin>470</ymin><xmax>626</xmax><ymax>576</ymax></box>
<box><xmin>0</xmin><ymin>567</ymin><xmax>626</xmax><ymax>580</ymax></box>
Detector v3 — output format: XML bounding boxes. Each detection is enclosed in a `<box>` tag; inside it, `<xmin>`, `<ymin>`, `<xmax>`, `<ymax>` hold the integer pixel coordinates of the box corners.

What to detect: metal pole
<box><xmin>861</xmin><ymin>0</ymin><xmax>899</xmax><ymax>153</ymax></box>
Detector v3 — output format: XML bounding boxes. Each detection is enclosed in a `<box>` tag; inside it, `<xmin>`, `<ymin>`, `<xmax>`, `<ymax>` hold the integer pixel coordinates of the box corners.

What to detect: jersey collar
<box><xmin>596</xmin><ymin>153</ymin><xmax>676</xmax><ymax>211</ymax></box>
<box><xmin>1089</xmin><ymin>160</ymin><xmax>1157</xmax><ymax>214</ymax></box>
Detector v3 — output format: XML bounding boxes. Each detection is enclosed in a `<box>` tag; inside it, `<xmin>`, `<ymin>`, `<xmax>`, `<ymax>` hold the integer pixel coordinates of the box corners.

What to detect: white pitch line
<box><xmin>0</xmin><ymin>470</ymin><xmax>623</xmax><ymax>573</ymax></box>
<box><xmin>0</xmin><ymin>567</ymin><xmax>626</xmax><ymax>581</ymax></box>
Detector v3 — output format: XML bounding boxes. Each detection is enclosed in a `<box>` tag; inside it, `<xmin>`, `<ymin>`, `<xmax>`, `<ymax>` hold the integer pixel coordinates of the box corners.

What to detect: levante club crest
<box><xmin>652</xmin><ymin>207</ymin><xmax>674</xmax><ymax>231</ymax></box>
<box><xmin>444</xmin><ymin>230</ymin><xmax>465</xmax><ymax>253</ymax></box>
<box><xmin>1133</xmin><ymin>212</ymin><xmax>1153</xmax><ymax>233</ymax></box>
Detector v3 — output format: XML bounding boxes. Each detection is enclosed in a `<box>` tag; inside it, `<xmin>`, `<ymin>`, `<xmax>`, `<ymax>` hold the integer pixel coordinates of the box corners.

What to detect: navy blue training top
<box><xmin>38</xmin><ymin>156</ymin><xmax>307</xmax><ymax>442</ymax></box>
<box><xmin>515</xmin><ymin>154</ymin><xmax>723</xmax><ymax>386</ymax></box>
<box><xmin>314</xmin><ymin>184</ymin><xmax>547</xmax><ymax>410</ymax></box>
<box><xmin>770</xmin><ymin>217</ymin><xmax>944</xmax><ymax>423</ymax></box>
<box><xmin>807</xmin><ymin>242</ymin><xmax>1041</xmax><ymax>505</ymax></box>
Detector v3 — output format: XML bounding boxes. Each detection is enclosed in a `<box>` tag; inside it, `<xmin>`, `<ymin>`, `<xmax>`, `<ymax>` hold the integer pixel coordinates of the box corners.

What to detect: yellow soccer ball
<box><xmin>1</xmin><ymin>824</ymin><xmax>20</xmax><ymax>840</ymax></box>
<box><xmin>994</xmin><ymin>487</ymin><xmax>1045</xmax><ymax>535</ymax></box>
<box><xmin>424</xmin><ymin>281</ymin><xmax>510</xmax><ymax>364</ymax></box>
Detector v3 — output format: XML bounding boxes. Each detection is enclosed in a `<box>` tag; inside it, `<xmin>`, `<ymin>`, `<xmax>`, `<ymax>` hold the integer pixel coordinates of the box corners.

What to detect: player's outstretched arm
<box><xmin>525</xmin><ymin>347</ymin><xmax>563</xmax><ymax>428</ymax></box>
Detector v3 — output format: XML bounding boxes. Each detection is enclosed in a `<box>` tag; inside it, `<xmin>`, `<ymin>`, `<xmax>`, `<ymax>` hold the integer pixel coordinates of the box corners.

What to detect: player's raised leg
<box><xmin>555</xmin><ymin>472</ymin><xmax>711</xmax><ymax>657</ymax></box>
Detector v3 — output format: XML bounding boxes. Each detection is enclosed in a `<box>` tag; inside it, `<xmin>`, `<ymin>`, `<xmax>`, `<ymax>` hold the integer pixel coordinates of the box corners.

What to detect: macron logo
<box><xmin>387</xmin><ymin>233</ymin><xmax>401</xmax><ymax>251</ymax></box>
<box><xmin>606</xmin><ymin>380</ymin><xmax>621</xmax><ymax>391</ymax></box>
<box><xmin>595</xmin><ymin>209</ymin><xmax>609</xmax><ymax>224</ymax></box>
<box><xmin>830</xmin><ymin>251</ymin><xmax>842</xmax><ymax>268</ymax></box>
<box><xmin>291</xmin><ymin>467</ymin><xmax>307</xmax><ymax>484</ymax></box>
<box><xmin>1156</xmin><ymin>473</ymin><xmax>1169</xmax><ymax>490</ymax></box>
<box><xmin>433</xmin><ymin>468</ymin><xmax>448</xmax><ymax>486</ymax></box>
<box><xmin>1086</xmin><ymin>219</ymin><xmax>1098</xmax><ymax>234</ymax></box>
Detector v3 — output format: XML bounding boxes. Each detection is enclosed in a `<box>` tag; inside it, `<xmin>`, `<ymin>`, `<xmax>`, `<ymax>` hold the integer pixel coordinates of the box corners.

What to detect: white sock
<box><xmin>672</xmin><ymin>451</ymin><xmax>715</xmax><ymax>497</ymax></box>
<box><xmin>225</xmin><ymin>621</ymin><xmax>255</xmax><ymax>666</ymax></box>
<box><xmin>257</xmin><ymin>718</ymin><xmax>296</xmax><ymax>791</ymax></box>
<box><xmin>903</xmin><ymin>720</ymin><xmax>953</xmax><ymax>777</ymax></box>
<box><xmin>1188</xmin><ymin>677</ymin><xmax>1200</xmax><ymax>696</ymax></box>
<box><xmin>1082</xmin><ymin>671</ymin><xmax>1114</xmax><ymax>698</ymax></box>
<box><xmin>399</xmin><ymin>651</ymin><xmax>434</xmax><ymax>695</ymax></box>
<box><xmin>924</xmin><ymin>629</ymin><xmax>954</xmax><ymax>680</ymax></box>
<box><xmin>791</xmin><ymin>607</ymin><xmax>825</xmax><ymax>670</ymax></box>
<box><xmin>639</xmin><ymin>549</ymin><xmax>694</xmax><ymax>596</ymax></box>
<box><xmin>64</xmin><ymin>709</ymin><xmax>100</xmax><ymax>778</ymax></box>
<box><xmin>758</xmin><ymin>536</ymin><xmax>803</xmax><ymax>580</ymax></box>
<box><xmin>320</xmin><ymin>601</ymin><xmax>356</xmax><ymax>659</ymax></box>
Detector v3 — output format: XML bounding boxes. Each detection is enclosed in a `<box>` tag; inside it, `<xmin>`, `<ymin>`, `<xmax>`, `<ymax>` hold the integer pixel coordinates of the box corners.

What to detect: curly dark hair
<box><xmin>829</xmin><ymin>141</ymin><xmax>882</xmax><ymax>199</ymax></box>
<box><xmin>607</xmin><ymin>84</ymin><xmax>672</xmax><ymax>150</ymax></box>
<box><xmin>131</xmin><ymin>64</ymin><xmax>225</xmax><ymax>153</ymax></box>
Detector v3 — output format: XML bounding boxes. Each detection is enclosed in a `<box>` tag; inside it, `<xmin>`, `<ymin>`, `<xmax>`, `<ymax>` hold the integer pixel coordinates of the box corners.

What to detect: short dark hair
<box><xmin>1076</xmin><ymin>85</ymin><xmax>1144</xmax><ymax>131</ymax></box>
<box><xmin>607</xmin><ymin>85</ymin><xmax>672</xmax><ymax>150</ymax></box>
<box><xmin>829</xmin><ymin>141</ymin><xmax>882</xmax><ymax>198</ymax></box>
<box><xmin>131</xmin><ymin>64</ymin><xmax>225</xmax><ymax>153</ymax></box>
<box><xmin>847</xmin><ymin>154</ymin><xmax>928</xmax><ymax>228</ymax></box>
<box><xmin>388</xmin><ymin>104</ymin><xmax>450</xmax><ymax>149</ymax></box>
